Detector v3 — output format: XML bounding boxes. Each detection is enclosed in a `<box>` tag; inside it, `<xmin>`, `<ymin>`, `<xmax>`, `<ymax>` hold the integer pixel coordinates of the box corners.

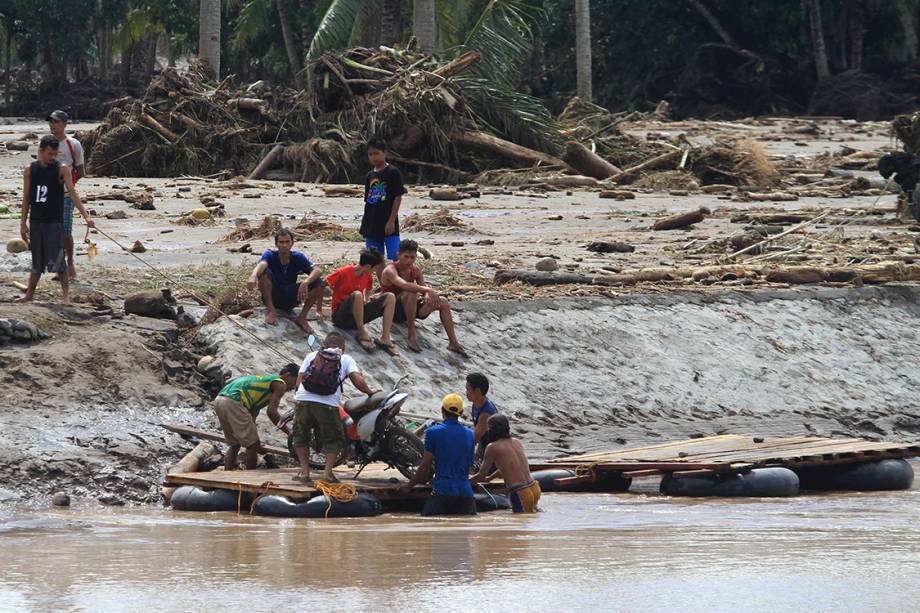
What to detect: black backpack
<box><xmin>301</xmin><ymin>349</ymin><xmax>344</xmax><ymax>396</ymax></box>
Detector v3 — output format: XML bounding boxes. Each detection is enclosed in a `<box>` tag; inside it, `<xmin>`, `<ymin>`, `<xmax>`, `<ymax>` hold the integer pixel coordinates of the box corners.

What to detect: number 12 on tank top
<box><xmin>35</xmin><ymin>185</ymin><xmax>48</xmax><ymax>203</ymax></box>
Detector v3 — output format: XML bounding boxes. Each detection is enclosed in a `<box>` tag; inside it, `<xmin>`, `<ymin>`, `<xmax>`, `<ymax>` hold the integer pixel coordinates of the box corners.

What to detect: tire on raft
<box><xmin>793</xmin><ymin>459</ymin><xmax>914</xmax><ymax>491</ymax></box>
<box><xmin>254</xmin><ymin>493</ymin><xmax>384</xmax><ymax>518</ymax></box>
<box><xmin>532</xmin><ymin>469</ymin><xmax>632</xmax><ymax>493</ymax></box>
<box><xmin>660</xmin><ymin>467</ymin><xmax>800</xmax><ymax>497</ymax></box>
<box><xmin>170</xmin><ymin>486</ymin><xmax>249</xmax><ymax>511</ymax></box>
<box><xmin>474</xmin><ymin>492</ymin><xmax>512</xmax><ymax>512</ymax></box>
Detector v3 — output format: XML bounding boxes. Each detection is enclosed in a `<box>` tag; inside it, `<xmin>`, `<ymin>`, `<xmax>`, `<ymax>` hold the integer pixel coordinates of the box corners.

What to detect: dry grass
<box><xmin>634</xmin><ymin>171</ymin><xmax>701</xmax><ymax>192</ymax></box>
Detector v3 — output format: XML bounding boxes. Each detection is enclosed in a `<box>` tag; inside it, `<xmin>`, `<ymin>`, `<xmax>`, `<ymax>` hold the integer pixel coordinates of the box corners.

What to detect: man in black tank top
<box><xmin>20</xmin><ymin>135</ymin><xmax>94</xmax><ymax>305</ymax></box>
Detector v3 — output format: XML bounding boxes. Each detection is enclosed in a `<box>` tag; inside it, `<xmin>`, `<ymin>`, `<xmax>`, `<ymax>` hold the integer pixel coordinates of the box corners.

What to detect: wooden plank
<box><xmin>162</xmin><ymin>423</ymin><xmax>293</xmax><ymax>458</ymax></box>
<box><xmin>553</xmin><ymin>474</ymin><xmax>597</xmax><ymax>486</ymax></box>
<box><xmin>671</xmin><ymin>468</ymin><xmax>718</xmax><ymax>478</ymax></box>
<box><xmin>621</xmin><ymin>469</ymin><xmax>664</xmax><ymax>478</ymax></box>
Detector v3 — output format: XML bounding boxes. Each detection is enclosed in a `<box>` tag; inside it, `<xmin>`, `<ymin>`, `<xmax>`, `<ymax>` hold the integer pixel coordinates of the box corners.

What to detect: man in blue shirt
<box><xmin>466</xmin><ymin>372</ymin><xmax>498</xmax><ymax>464</ymax></box>
<box><xmin>399</xmin><ymin>393</ymin><xmax>476</xmax><ymax>516</ymax></box>
<box><xmin>246</xmin><ymin>228</ymin><xmax>324</xmax><ymax>333</ymax></box>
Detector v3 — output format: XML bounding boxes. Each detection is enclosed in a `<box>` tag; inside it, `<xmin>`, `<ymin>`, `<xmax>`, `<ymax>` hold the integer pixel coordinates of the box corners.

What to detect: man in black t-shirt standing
<box><xmin>20</xmin><ymin>135</ymin><xmax>94</xmax><ymax>305</ymax></box>
<box><xmin>360</xmin><ymin>138</ymin><xmax>407</xmax><ymax>261</ymax></box>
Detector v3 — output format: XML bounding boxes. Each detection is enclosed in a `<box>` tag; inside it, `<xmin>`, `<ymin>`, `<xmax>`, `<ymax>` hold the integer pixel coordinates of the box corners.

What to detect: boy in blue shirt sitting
<box><xmin>247</xmin><ymin>228</ymin><xmax>324</xmax><ymax>333</ymax></box>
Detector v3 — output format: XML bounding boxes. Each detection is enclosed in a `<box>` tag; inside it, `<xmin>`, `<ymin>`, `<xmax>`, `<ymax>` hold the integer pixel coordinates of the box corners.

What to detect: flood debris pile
<box><xmin>402</xmin><ymin>208</ymin><xmax>475</xmax><ymax>234</ymax></box>
<box><xmin>80</xmin><ymin>64</ymin><xmax>304</xmax><ymax>178</ymax></box>
<box><xmin>220</xmin><ymin>215</ymin><xmax>360</xmax><ymax>244</ymax></box>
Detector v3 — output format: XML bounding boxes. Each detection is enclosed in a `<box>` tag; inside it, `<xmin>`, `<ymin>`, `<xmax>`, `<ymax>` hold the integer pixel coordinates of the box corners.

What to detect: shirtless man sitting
<box><xmin>379</xmin><ymin>238</ymin><xmax>467</xmax><ymax>356</ymax></box>
<box><xmin>469</xmin><ymin>414</ymin><xmax>541</xmax><ymax>513</ymax></box>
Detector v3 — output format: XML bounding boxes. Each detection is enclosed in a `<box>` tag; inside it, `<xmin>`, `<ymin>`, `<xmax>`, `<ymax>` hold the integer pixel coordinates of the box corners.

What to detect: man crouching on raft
<box><xmin>213</xmin><ymin>364</ymin><xmax>299</xmax><ymax>470</ymax></box>
<box><xmin>470</xmin><ymin>414</ymin><xmax>541</xmax><ymax>513</ymax></box>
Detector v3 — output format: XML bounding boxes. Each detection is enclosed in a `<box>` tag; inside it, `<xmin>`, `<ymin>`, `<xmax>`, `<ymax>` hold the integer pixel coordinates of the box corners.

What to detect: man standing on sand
<box><xmin>47</xmin><ymin>110</ymin><xmax>85</xmax><ymax>280</ymax></box>
<box><xmin>470</xmin><ymin>414</ymin><xmax>541</xmax><ymax>513</ymax></box>
<box><xmin>20</xmin><ymin>136</ymin><xmax>94</xmax><ymax>306</ymax></box>
<box><xmin>379</xmin><ymin>239</ymin><xmax>467</xmax><ymax>356</ymax></box>
<box><xmin>247</xmin><ymin>228</ymin><xmax>325</xmax><ymax>333</ymax></box>
<box><xmin>325</xmin><ymin>247</ymin><xmax>400</xmax><ymax>356</ymax></box>
<box><xmin>398</xmin><ymin>393</ymin><xmax>476</xmax><ymax>516</ymax></box>
<box><xmin>213</xmin><ymin>364</ymin><xmax>299</xmax><ymax>470</ymax></box>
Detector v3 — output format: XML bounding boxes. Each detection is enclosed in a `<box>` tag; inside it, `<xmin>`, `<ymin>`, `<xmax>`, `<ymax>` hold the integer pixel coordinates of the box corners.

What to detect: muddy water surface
<box><xmin>1</xmin><ymin>484</ymin><xmax>918</xmax><ymax>613</ymax></box>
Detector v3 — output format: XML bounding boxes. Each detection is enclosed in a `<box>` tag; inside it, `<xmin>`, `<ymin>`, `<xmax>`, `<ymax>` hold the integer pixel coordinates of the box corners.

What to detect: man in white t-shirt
<box><xmin>292</xmin><ymin>331</ymin><xmax>376</xmax><ymax>482</ymax></box>
<box><xmin>47</xmin><ymin>110</ymin><xmax>85</xmax><ymax>280</ymax></box>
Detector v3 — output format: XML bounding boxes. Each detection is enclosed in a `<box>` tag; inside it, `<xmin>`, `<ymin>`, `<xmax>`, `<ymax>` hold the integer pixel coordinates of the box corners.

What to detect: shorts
<box><xmin>421</xmin><ymin>494</ymin><xmax>478</xmax><ymax>516</ymax></box>
<box><xmin>29</xmin><ymin>221</ymin><xmax>66</xmax><ymax>274</ymax></box>
<box><xmin>365</xmin><ymin>235</ymin><xmax>400</xmax><ymax>261</ymax></box>
<box><xmin>332</xmin><ymin>293</ymin><xmax>389</xmax><ymax>329</ymax></box>
<box><xmin>62</xmin><ymin>196</ymin><xmax>74</xmax><ymax>235</ymax></box>
<box><xmin>393</xmin><ymin>294</ymin><xmax>431</xmax><ymax>323</ymax></box>
<box><xmin>509</xmin><ymin>481</ymin><xmax>541</xmax><ymax>513</ymax></box>
<box><xmin>213</xmin><ymin>396</ymin><xmax>260</xmax><ymax>448</ymax></box>
<box><xmin>266</xmin><ymin>273</ymin><xmax>324</xmax><ymax>311</ymax></box>
<box><xmin>291</xmin><ymin>400</ymin><xmax>345</xmax><ymax>454</ymax></box>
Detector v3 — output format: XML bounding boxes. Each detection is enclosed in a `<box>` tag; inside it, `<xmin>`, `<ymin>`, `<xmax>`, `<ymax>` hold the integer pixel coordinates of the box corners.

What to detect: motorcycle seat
<box><xmin>343</xmin><ymin>390</ymin><xmax>389</xmax><ymax>416</ymax></box>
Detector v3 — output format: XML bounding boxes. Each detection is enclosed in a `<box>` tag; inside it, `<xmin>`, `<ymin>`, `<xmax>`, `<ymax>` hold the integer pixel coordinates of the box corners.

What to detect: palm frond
<box><xmin>231</xmin><ymin>0</ymin><xmax>273</xmax><ymax>52</ymax></box>
<box><xmin>436</xmin><ymin>0</ymin><xmax>471</xmax><ymax>50</ymax></box>
<box><xmin>114</xmin><ymin>8</ymin><xmax>158</xmax><ymax>53</ymax></box>
<box><xmin>306</xmin><ymin>0</ymin><xmax>362</xmax><ymax>64</ymax></box>
<box><xmin>460</xmin><ymin>0</ymin><xmax>538</xmax><ymax>88</ymax></box>
<box><xmin>456</xmin><ymin>76</ymin><xmax>562</xmax><ymax>154</ymax></box>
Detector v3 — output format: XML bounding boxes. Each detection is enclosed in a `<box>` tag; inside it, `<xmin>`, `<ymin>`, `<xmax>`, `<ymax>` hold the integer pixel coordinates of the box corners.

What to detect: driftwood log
<box><xmin>248</xmin><ymin>144</ymin><xmax>285</xmax><ymax>180</ymax></box>
<box><xmin>562</xmin><ymin>141</ymin><xmax>621</xmax><ymax>179</ymax></box>
<box><xmin>451</xmin><ymin>129</ymin><xmax>572</xmax><ymax>171</ymax></box>
<box><xmin>160</xmin><ymin>441</ymin><xmax>217</xmax><ymax>506</ymax></box>
<box><xmin>429</xmin><ymin>188</ymin><xmax>463</xmax><ymax>201</ymax></box>
<box><xmin>427</xmin><ymin>51</ymin><xmax>481</xmax><ymax>83</ymax></box>
<box><xmin>587</xmin><ymin>241</ymin><xmax>635</xmax><ymax>253</ymax></box>
<box><xmin>613</xmin><ymin>149</ymin><xmax>682</xmax><ymax>182</ymax></box>
<box><xmin>653</xmin><ymin>207</ymin><xmax>708</xmax><ymax>231</ymax></box>
<box><xmin>139</xmin><ymin>113</ymin><xmax>178</xmax><ymax>143</ymax></box>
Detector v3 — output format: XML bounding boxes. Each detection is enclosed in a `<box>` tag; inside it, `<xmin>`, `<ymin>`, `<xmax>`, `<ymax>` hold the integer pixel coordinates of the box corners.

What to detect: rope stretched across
<box><xmin>89</xmin><ymin>224</ymin><xmax>296</xmax><ymax>363</ymax></box>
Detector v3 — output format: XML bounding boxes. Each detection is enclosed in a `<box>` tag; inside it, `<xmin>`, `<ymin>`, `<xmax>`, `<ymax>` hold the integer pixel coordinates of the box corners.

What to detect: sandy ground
<box><xmin>1</xmin><ymin>115</ymin><xmax>918</xmax><ymax>504</ymax></box>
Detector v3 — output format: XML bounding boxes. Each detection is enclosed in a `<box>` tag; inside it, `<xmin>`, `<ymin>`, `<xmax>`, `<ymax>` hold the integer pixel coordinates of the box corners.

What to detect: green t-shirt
<box><xmin>219</xmin><ymin>375</ymin><xmax>283</xmax><ymax>416</ymax></box>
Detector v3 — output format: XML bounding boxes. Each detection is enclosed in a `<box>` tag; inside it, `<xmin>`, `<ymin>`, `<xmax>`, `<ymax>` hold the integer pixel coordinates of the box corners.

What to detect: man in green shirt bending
<box><xmin>213</xmin><ymin>364</ymin><xmax>299</xmax><ymax>470</ymax></box>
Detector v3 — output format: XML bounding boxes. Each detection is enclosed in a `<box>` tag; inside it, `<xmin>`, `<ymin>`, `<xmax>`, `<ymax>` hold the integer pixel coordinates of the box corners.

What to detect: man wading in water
<box><xmin>20</xmin><ymin>135</ymin><xmax>94</xmax><ymax>305</ymax></box>
<box><xmin>470</xmin><ymin>414</ymin><xmax>541</xmax><ymax>513</ymax></box>
<box><xmin>247</xmin><ymin>228</ymin><xmax>325</xmax><ymax>333</ymax></box>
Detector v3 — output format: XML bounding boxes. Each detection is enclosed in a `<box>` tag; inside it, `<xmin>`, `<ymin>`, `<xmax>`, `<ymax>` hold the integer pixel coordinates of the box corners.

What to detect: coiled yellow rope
<box><xmin>313</xmin><ymin>479</ymin><xmax>358</xmax><ymax>519</ymax></box>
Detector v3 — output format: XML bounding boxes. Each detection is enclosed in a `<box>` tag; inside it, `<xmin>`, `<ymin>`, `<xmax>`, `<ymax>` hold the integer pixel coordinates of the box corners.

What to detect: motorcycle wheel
<box><xmin>384</xmin><ymin>424</ymin><xmax>426</xmax><ymax>480</ymax></box>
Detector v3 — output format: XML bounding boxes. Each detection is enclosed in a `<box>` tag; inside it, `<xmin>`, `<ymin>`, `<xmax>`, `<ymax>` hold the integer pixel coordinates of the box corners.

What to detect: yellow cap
<box><xmin>441</xmin><ymin>393</ymin><xmax>465</xmax><ymax>417</ymax></box>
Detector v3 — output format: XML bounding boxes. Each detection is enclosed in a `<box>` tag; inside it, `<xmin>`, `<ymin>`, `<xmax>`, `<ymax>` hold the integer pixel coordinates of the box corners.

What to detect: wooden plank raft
<box><xmin>530</xmin><ymin>434</ymin><xmax>920</xmax><ymax>480</ymax></box>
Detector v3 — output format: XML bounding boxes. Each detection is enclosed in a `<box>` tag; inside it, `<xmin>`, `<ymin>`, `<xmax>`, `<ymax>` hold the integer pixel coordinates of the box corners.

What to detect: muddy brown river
<box><xmin>2</xmin><ymin>480</ymin><xmax>918</xmax><ymax>612</ymax></box>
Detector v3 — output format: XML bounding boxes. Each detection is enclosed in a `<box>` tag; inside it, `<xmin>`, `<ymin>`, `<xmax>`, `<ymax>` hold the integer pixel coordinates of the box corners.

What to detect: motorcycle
<box><xmin>279</xmin><ymin>374</ymin><xmax>428</xmax><ymax>480</ymax></box>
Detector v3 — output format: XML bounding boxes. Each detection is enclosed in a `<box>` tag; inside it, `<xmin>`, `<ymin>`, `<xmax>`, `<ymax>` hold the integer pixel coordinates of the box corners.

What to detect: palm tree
<box><xmin>413</xmin><ymin>0</ymin><xmax>437</xmax><ymax>52</ymax></box>
<box><xmin>380</xmin><ymin>0</ymin><xmax>404</xmax><ymax>46</ymax></box>
<box><xmin>804</xmin><ymin>0</ymin><xmax>830</xmax><ymax>81</ymax></box>
<box><xmin>895</xmin><ymin>0</ymin><xmax>918</xmax><ymax>62</ymax></box>
<box><xmin>276</xmin><ymin>0</ymin><xmax>304</xmax><ymax>88</ymax></box>
<box><xmin>575</xmin><ymin>0</ymin><xmax>591</xmax><ymax>100</ymax></box>
<box><xmin>199</xmin><ymin>0</ymin><xmax>222</xmax><ymax>78</ymax></box>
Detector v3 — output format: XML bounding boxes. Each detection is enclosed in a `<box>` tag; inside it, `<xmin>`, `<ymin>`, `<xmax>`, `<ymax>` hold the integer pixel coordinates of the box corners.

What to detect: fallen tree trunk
<box><xmin>562</xmin><ymin>141</ymin><xmax>621</xmax><ymax>179</ymax></box>
<box><xmin>653</xmin><ymin>207</ymin><xmax>708</xmax><ymax>231</ymax></box>
<box><xmin>160</xmin><ymin>441</ymin><xmax>217</xmax><ymax>506</ymax></box>
<box><xmin>228</xmin><ymin>97</ymin><xmax>268</xmax><ymax>113</ymax></box>
<box><xmin>428</xmin><ymin>51</ymin><xmax>480</xmax><ymax>83</ymax></box>
<box><xmin>450</xmin><ymin>129</ymin><xmax>571</xmax><ymax>171</ymax></box>
<box><xmin>612</xmin><ymin>149</ymin><xmax>682</xmax><ymax>182</ymax></box>
<box><xmin>139</xmin><ymin>113</ymin><xmax>178</xmax><ymax>143</ymax></box>
<box><xmin>248</xmin><ymin>144</ymin><xmax>285</xmax><ymax>180</ymax></box>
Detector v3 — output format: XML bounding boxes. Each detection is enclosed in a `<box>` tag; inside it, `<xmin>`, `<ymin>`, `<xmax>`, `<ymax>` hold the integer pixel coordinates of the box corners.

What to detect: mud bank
<box><xmin>200</xmin><ymin>284</ymin><xmax>920</xmax><ymax>459</ymax></box>
<box><xmin>3</xmin><ymin>285</ymin><xmax>920</xmax><ymax>505</ymax></box>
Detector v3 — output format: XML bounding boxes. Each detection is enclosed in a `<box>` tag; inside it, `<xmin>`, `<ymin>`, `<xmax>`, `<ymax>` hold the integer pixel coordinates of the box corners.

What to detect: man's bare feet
<box><xmin>292</xmin><ymin>471</ymin><xmax>311</xmax><ymax>483</ymax></box>
<box><xmin>447</xmin><ymin>343</ymin><xmax>469</xmax><ymax>358</ymax></box>
<box><xmin>374</xmin><ymin>338</ymin><xmax>400</xmax><ymax>356</ymax></box>
<box><xmin>265</xmin><ymin>310</ymin><xmax>278</xmax><ymax>325</ymax></box>
<box><xmin>294</xmin><ymin>317</ymin><xmax>314</xmax><ymax>335</ymax></box>
<box><xmin>407</xmin><ymin>337</ymin><xmax>422</xmax><ymax>353</ymax></box>
<box><xmin>321</xmin><ymin>474</ymin><xmax>340</xmax><ymax>483</ymax></box>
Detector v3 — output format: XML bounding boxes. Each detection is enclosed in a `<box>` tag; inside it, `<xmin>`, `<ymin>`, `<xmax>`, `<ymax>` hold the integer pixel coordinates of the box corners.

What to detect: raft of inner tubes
<box><xmin>169</xmin><ymin>460</ymin><xmax>915</xmax><ymax>512</ymax></box>
<box><xmin>170</xmin><ymin>486</ymin><xmax>511</xmax><ymax>517</ymax></box>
